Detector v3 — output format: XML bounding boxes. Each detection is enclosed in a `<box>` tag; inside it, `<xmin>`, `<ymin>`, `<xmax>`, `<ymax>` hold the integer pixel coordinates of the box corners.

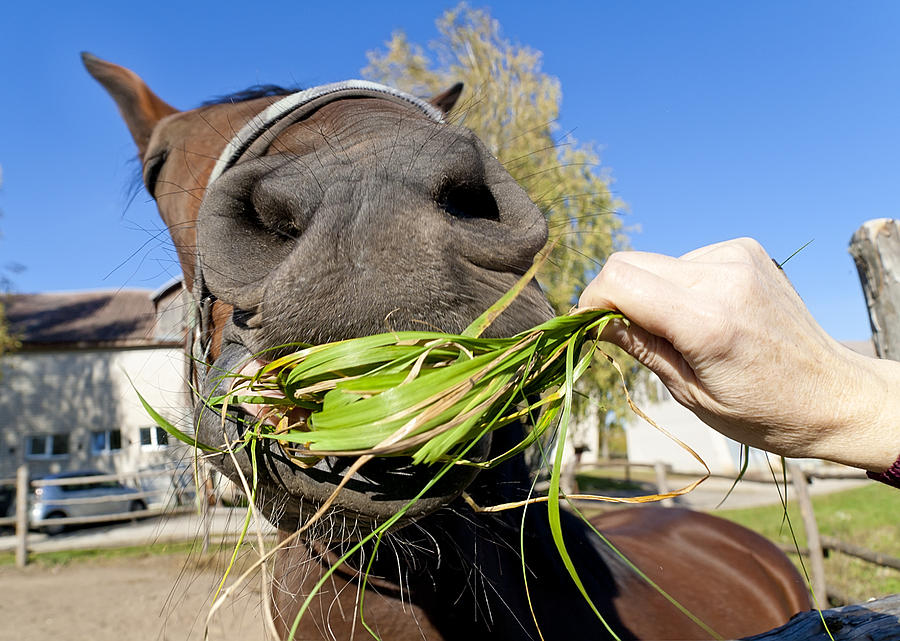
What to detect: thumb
<box><xmin>598</xmin><ymin>318</ymin><xmax>697</xmax><ymax>401</ymax></box>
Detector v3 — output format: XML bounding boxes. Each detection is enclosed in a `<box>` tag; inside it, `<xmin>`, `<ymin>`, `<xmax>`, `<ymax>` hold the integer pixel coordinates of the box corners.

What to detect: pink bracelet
<box><xmin>867</xmin><ymin>454</ymin><xmax>900</xmax><ymax>489</ymax></box>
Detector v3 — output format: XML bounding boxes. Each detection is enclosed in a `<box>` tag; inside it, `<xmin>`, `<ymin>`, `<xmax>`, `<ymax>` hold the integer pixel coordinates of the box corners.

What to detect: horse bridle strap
<box><xmin>189</xmin><ymin>80</ymin><xmax>445</xmax><ymax>388</ymax></box>
<box><xmin>206</xmin><ymin>79</ymin><xmax>446</xmax><ymax>188</ymax></box>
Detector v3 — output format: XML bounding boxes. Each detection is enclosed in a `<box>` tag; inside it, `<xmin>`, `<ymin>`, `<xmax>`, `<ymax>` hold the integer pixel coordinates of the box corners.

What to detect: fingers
<box><xmin>579</xmin><ymin>238</ymin><xmax>780</xmax><ymax>341</ymax></box>
<box><xmin>678</xmin><ymin>237</ymin><xmax>766</xmax><ymax>262</ymax></box>
<box><xmin>597</xmin><ymin>318</ymin><xmax>698</xmax><ymax>402</ymax></box>
<box><xmin>579</xmin><ymin>254</ymin><xmax>705</xmax><ymax>343</ymax></box>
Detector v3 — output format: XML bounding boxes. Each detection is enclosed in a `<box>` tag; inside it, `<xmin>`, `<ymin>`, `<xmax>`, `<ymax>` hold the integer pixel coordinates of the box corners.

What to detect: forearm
<box><xmin>816</xmin><ymin>349</ymin><xmax>900</xmax><ymax>473</ymax></box>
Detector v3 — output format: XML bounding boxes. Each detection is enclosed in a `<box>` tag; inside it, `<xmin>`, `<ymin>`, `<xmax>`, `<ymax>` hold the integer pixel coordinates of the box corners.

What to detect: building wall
<box><xmin>0</xmin><ymin>346</ymin><xmax>190</xmax><ymax>478</ymax></box>
<box><xmin>153</xmin><ymin>283</ymin><xmax>189</xmax><ymax>343</ymax></box>
<box><xmin>624</xmin><ymin>374</ymin><xmax>767</xmax><ymax>475</ymax></box>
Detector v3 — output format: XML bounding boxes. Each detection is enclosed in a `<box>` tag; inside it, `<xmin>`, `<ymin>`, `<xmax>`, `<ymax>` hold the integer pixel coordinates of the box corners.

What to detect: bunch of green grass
<box><xmin>190</xmin><ymin>258</ymin><xmax>622</xmax><ymax>470</ymax></box>
<box><xmin>214</xmin><ymin>308</ymin><xmax>621</xmax><ymax>469</ymax></box>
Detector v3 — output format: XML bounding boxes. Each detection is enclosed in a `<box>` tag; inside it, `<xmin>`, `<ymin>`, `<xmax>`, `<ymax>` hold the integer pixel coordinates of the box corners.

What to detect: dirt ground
<box><xmin>0</xmin><ymin>554</ymin><xmax>268</xmax><ymax>641</ymax></box>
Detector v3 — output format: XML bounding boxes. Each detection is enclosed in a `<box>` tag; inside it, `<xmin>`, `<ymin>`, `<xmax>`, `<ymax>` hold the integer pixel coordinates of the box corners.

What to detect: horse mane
<box><xmin>201</xmin><ymin>84</ymin><xmax>297</xmax><ymax>106</ymax></box>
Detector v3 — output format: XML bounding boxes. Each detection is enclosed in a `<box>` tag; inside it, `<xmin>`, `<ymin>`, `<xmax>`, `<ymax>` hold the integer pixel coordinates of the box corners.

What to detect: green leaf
<box><xmin>130</xmin><ymin>378</ymin><xmax>221</xmax><ymax>453</ymax></box>
<box><xmin>546</xmin><ymin>337</ymin><xmax>621</xmax><ymax>639</ymax></box>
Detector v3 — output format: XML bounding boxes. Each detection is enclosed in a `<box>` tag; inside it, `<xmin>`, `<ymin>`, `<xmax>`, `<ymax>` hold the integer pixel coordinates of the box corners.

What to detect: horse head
<box><xmin>83</xmin><ymin>53</ymin><xmax>554</xmax><ymax>537</ymax></box>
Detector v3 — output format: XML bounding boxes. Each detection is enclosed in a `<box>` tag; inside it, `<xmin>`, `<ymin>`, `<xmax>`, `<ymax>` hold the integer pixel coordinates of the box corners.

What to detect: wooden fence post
<box><xmin>849</xmin><ymin>218</ymin><xmax>900</xmax><ymax>360</ymax></box>
<box><xmin>200</xmin><ymin>465</ymin><xmax>210</xmax><ymax>555</ymax></box>
<box><xmin>15</xmin><ymin>464</ymin><xmax>29</xmax><ymax>568</ymax></box>
<box><xmin>740</xmin><ymin>593</ymin><xmax>900</xmax><ymax>640</ymax></box>
<box><xmin>786</xmin><ymin>461</ymin><xmax>826</xmax><ymax>602</ymax></box>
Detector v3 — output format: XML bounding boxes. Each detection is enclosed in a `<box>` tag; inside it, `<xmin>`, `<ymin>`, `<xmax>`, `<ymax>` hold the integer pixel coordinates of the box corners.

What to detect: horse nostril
<box><xmin>436</xmin><ymin>183</ymin><xmax>500</xmax><ymax>221</ymax></box>
<box><xmin>232</xmin><ymin>307</ymin><xmax>259</xmax><ymax>330</ymax></box>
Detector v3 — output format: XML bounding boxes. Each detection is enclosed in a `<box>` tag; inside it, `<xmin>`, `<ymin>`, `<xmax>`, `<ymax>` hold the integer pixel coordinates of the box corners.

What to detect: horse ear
<box><xmin>429</xmin><ymin>83</ymin><xmax>463</xmax><ymax>115</ymax></box>
<box><xmin>81</xmin><ymin>52</ymin><xmax>178</xmax><ymax>157</ymax></box>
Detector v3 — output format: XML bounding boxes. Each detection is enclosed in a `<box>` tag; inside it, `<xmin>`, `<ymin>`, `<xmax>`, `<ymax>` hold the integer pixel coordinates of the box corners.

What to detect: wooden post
<box><xmin>786</xmin><ymin>461</ymin><xmax>826</xmax><ymax>602</ymax></box>
<box><xmin>15</xmin><ymin>465</ymin><xmax>29</xmax><ymax>568</ymax></box>
<box><xmin>654</xmin><ymin>461</ymin><xmax>671</xmax><ymax>506</ymax></box>
<box><xmin>849</xmin><ymin>218</ymin><xmax>900</xmax><ymax>360</ymax></box>
<box><xmin>741</xmin><ymin>593</ymin><xmax>900</xmax><ymax>640</ymax></box>
<box><xmin>200</xmin><ymin>464</ymin><xmax>211</xmax><ymax>554</ymax></box>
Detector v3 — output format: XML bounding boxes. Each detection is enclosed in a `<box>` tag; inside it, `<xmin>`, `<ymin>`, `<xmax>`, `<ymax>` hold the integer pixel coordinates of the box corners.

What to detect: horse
<box><xmin>83</xmin><ymin>53</ymin><xmax>811</xmax><ymax>640</ymax></box>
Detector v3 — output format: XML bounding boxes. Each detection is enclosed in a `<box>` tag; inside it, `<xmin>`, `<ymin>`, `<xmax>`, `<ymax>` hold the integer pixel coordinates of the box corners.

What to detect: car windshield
<box><xmin>50</xmin><ymin>475</ymin><xmax>123</xmax><ymax>493</ymax></box>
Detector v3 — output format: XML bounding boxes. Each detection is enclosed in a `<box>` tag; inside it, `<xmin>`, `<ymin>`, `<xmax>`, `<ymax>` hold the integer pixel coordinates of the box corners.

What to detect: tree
<box><xmin>364</xmin><ymin>4</ymin><xmax>648</xmax><ymax>451</ymax></box>
<box><xmin>0</xmin><ymin>301</ymin><xmax>16</xmax><ymax>365</ymax></box>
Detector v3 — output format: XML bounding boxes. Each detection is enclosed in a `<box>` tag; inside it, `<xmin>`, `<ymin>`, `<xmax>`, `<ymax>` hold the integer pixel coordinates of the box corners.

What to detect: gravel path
<box><xmin>1</xmin><ymin>553</ymin><xmax>267</xmax><ymax>641</ymax></box>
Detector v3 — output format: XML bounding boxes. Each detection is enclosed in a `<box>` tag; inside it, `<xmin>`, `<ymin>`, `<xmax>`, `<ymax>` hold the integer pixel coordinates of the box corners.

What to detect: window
<box><xmin>139</xmin><ymin>426</ymin><xmax>169</xmax><ymax>449</ymax></box>
<box><xmin>25</xmin><ymin>434</ymin><xmax>69</xmax><ymax>460</ymax></box>
<box><xmin>91</xmin><ymin>429</ymin><xmax>122</xmax><ymax>455</ymax></box>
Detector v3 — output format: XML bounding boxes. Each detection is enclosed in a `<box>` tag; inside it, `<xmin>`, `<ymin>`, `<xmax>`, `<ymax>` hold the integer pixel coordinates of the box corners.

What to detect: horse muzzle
<box><xmin>195</xmin><ymin>340</ymin><xmax>490</xmax><ymax>536</ymax></box>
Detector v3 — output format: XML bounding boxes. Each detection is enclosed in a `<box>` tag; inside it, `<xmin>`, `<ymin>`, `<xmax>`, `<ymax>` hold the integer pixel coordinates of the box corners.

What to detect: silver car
<box><xmin>31</xmin><ymin>470</ymin><xmax>146</xmax><ymax>535</ymax></box>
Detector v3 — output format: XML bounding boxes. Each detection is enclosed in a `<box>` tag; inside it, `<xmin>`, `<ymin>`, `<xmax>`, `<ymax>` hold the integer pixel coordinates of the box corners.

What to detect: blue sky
<box><xmin>2</xmin><ymin>1</ymin><xmax>898</xmax><ymax>341</ymax></box>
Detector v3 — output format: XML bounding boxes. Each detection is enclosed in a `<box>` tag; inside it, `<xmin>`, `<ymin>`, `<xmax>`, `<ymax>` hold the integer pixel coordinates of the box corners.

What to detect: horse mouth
<box><xmin>195</xmin><ymin>340</ymin><xmax>490</xmax><ymax>536</ymax></box>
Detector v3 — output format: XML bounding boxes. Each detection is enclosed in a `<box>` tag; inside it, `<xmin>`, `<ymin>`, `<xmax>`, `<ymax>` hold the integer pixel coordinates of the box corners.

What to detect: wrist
<box><xmin>867</xmin><ymin>456</ymin><xmax>900</xmax><ymax>489</ymax></box>
<box><xmin>861</xmin><ymin>356</ymin><xmax>900</xmax><ymax>472</ymax></box>
<box><xmin>812</xmin><ymin>348</ymin><xmax>900</xmax><ymax>472</ymax></box>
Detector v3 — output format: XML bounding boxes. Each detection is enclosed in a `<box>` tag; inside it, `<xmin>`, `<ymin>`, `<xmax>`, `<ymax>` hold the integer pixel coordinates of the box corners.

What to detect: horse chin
<box><xmin>195</xmin><ymin>341</ymin><xmax>489</xmax><ymax>539</ymax></box>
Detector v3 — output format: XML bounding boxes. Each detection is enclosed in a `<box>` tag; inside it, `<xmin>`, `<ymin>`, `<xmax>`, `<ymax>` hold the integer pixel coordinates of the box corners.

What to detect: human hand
<box><xmin>578</xmin><ymin>238</ymin><xmax>899</xmax><ymax>472</ymax></box>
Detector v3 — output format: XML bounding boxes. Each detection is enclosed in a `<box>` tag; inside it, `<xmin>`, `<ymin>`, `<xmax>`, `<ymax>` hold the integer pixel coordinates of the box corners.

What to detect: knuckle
<box><xmin>705</xmin><ymin>237</ymin><xmax>766</xmax><ymax>265</ymax></box>
<box><xmin>596</xmin><ymin>253</ymin><xmax>633</xmax><ymax>288</ymax></box>
<box><xmin>604</xmin><ymin>251</ymin><xmax>632</xmax><ymax>270</ymax></box>
<box><xmin>725</xmin><ymin>260</ymin><xmax>758</xmax><ymax>291</ymax></box>
<box><xmin>600</xmin><ymin>253</ymin><xmax>627</xmax><ymax>278</ymax></box>
<box><xmin>581</xmin><ymin>254</ymin><xmax>631</xmax><ymax>308</ymax></box>
<box><xmin>731</xmin><ymin>237</ymin><xmax>767</xmax><ymax>262</ymax></box>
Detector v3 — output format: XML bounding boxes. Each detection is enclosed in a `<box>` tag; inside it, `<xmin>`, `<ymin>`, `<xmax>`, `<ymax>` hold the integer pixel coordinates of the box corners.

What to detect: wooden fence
<box><xmin>3</xmin><ymin>464</ymin><xmax>198</xmax><ymax>567</ymax></box>
<box><xmin>782</xmin><ymin>461</ymin><xmax>900</xmax><ymax>607</ymax></box>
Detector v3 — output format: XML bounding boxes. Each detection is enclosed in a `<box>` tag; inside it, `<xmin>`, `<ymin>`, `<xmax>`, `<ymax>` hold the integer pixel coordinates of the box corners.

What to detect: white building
<box><xmin>623</xmin><ymin>376</ymin><xmax>760</xmax><ymax>475</ymax></box>
<box><xmin>0</xmin><ymin>281</ymin><xmax>191</xmax><ymax>479</ymax></box>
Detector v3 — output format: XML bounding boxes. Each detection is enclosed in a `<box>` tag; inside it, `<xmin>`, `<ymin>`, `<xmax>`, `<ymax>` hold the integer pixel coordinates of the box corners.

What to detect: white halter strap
<box><xmin>206</xmin><ymin>79</ymin><xmax>445</xmax><ymax>190</ymax></box>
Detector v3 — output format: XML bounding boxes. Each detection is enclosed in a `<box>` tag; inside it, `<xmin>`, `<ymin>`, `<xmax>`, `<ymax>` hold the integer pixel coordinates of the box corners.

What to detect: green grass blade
<box><xmin>715</xmin><ymin>444</ymin><xmax>750</xmax><ymax>509</ymax></box>
<box><xmin>461</xmin><ymin>253</ymin><xmax>547</xmax><ymax>338</ymax></box>
<box><xmin>546</xmin><ymin>338</ymin><xmax>621</xmax><ymax>640</ymax></box>
<box><xmin>286</xmin><ymin>423</ymin><xmax>497</xmax><ymax>641</ymax></box>
<box><xmin>129</xmin><ymin>377</ymin><xmax>221</xmax><ymax>453</ymax></box>
<box><xmin>213</xmin><ymin>423</ymin><xmax>260</xmax><ymax>602</ymax></box>
<box><xmin>568</xmin><ymin>501</ymin><xmax>723</xmax><ymax>640</ymax></box>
